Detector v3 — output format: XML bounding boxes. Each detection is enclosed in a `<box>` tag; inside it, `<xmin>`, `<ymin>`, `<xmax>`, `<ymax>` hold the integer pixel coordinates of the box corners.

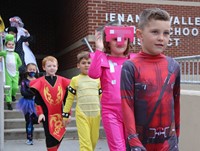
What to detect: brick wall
<box><xmin>104</xmin><ymin>2</ymin><xmax>200</xmax><ymax>58</ymax></box>
<box><xmin>55</xmin><ymin>0</ymin><xmax>91</xmax><ymax>72</ymax></box>
<box><xmin>57</xmin><ymin>0</ymin><xmax>105</xmax><ymax>71</ymax></box>
<box><xmin>57</xmin><ymin>0</ymin><xmax>106</xmax><ymax>71</ymax></box>
<box><xmin>87</xmin><ymin>0</ymin><xmax>106</xmax><ymax>34</ymax></box>
<box><xmin>58</xmin><ymin>0</ymin><xmax>200</xmax><ymax>72</ymax></box>
<box><xmin>56</xmin><ymin>0</ymin><xmax>88</xmax><ymax>50</ymax></box>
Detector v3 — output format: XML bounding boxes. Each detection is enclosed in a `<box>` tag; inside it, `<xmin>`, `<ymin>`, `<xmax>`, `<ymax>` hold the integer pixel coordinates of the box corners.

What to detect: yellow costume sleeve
<box><xmin>63</xmin><ymin>76</ymin><xmax>77</xmax><ymax>114</ymax></box>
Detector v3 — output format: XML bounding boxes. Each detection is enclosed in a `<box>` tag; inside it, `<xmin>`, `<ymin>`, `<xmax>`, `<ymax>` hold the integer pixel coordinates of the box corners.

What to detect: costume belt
<box><xmin>145</xmin><ymin>123</ymin><xmax>176</xmax><ymax>144</ymax></box>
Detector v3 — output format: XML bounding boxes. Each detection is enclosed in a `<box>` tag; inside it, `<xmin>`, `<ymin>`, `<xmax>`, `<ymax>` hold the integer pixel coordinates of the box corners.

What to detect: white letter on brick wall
<box><xmin>135</xmin><ymin>15</ymin><xmax>140</xmax><ymax>23</ymax></box>
<box><xmin>182</xmin><ymin>28</ymin><xmax>190</xmax><ymax>36</ymax></box>
<box><xmin>110</xmin><ymin>13</ymin><xmax>116</xmax><ymax>22</ymax></box>
<box><xmin>106</xmin><ymin>13</ymin><xmax>108</xmax><ymax>21</ymax></box>
<box><xmin>174</xmin><ymin>28</ymin><xmax>181</xmax><ymax>35</ymax></box>
<box><xmin>168</xmin><ymin>38</ymin><xmax>172</xmax><ymax>46</ymax></box>
<box><xmin>127</xmin><ymin>14</ymin><xmax>133</xmax><ymax>23</ymax></box>
<box><xmin>195</xmin><ymin>17</ymin><xmax>200</xmax><ymax>25</ymax></box>
<box><xmin>173</xmin><ymin>16</ymin><xmax>180</xmax><ymax>25</ymax></box>
<box><xmin>118</xmin><ymin>14</ymin><xmax>125</xmax><ymax>22</ymax></box>
<box><xmin>188</xmin><ymin>17</ymin><xmax>194</xmax><ymax>25</ymax></box>
<box><xmin>182</xmin><ymin>17</ymin><xmax>187</xmax><ymax>25</ymax></box>
<box><xmin>191</xmin><ymin>28</ymin><xmax>199</xmax><ymax>36</ymax></box>
<box><xmin>174</xmin><ymin>38</ymin><xmax>180</xmax><ymax>46</ymax></box>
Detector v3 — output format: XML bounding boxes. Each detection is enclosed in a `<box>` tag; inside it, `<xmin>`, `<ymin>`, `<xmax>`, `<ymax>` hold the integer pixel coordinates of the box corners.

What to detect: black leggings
<box><xmin>25</xmin><ymin>113</ymin><xmax>38</xmax><ymax>140</ymax></box>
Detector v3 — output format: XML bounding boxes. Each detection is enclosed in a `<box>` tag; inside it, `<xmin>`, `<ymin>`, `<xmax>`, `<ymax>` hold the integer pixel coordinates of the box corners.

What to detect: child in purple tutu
<box><xmin>16</xmin><ymin>63</ymin><xmax>38</xmax><ymax>145</ymax></box>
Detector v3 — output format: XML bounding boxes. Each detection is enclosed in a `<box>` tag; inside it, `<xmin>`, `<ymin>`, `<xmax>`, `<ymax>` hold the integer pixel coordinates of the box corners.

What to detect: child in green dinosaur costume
<box><xmin>0</xmin><ymin>34</ymin><xmax>22</xmax><ymax>110</ymax></box>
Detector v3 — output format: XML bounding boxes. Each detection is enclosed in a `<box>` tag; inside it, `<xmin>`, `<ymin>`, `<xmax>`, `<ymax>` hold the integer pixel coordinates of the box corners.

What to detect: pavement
<box><xmin>4</xmin><ymin>138</ymin><xmax>109</xmax><ymax>151</ymax></box>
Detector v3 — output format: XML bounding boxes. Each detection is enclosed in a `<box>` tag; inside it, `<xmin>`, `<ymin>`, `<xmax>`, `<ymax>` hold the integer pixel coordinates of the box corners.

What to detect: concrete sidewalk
<box><xmin>4</xmin><ymin>138</ymin><xmax>109</xmax><ymax>151</ymax></box>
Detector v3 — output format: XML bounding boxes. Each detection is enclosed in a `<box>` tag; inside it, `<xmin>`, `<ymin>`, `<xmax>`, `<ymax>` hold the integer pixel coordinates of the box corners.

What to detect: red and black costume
<box><xmin>30</xmin><ymin>75</ymin><xmax>70</xmax><ymax>150</ymax></box>
<box><xmin>120</xmin><ymin>52</ymin><xmax>180</xmax><ymax>151</ymax></box>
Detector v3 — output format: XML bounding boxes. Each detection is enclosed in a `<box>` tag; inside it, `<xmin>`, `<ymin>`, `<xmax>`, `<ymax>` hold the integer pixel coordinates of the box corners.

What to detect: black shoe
<box><xmin>12</xmin><ymin>96</ymin><xmax>16</xmax><ymax>102</ymax></box>
<box><xmin>7</xmin><ymin>103</ymin><xmax>13</xmax><ymax>110</ymax></box>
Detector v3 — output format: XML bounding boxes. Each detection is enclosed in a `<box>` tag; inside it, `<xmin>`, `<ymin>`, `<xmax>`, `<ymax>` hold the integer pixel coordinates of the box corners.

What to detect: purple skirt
<box><xmin>16</xmin><ymin>97</ymin><xmax>36</xmax><ymax>115</ymax></box>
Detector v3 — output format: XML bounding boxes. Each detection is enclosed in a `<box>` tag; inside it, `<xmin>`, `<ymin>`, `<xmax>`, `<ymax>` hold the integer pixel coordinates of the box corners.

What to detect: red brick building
<box><xmin>1</xmin><ymin>0</ymin><xmax>200</xmax><ymax>77</ymax></box>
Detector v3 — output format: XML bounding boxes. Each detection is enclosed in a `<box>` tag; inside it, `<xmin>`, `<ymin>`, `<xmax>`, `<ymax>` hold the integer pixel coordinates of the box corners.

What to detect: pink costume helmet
<box><xmin>104</xmin><ymin>26</ymin><xmax>134</xmax><ymax>46</ymax></box>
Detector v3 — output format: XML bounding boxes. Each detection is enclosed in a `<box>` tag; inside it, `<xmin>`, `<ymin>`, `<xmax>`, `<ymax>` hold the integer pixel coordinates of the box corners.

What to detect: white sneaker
<box><xmin>26</xmin><ymin>140</ymin><xmax>33</xmax><ymax>145</ymax></box>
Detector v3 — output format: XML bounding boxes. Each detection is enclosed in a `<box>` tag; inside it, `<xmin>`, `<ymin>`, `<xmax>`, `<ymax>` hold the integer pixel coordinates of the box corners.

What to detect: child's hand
<box><xmin>0</xmin><ymin>32</ymin><xmax>4</xmax><ymax>36</ymax></box>
<box><xmin>23</xmin><ymin>29</ymin><xmax>28</xmax><ymax>34</ymax></box>
<box><xmin>23</xmin><ymin>28</ymin><xmax>30</xmax><ymax>37</ymax></box>
<box><xmin>62</xmin><ymin>116</ymin><xmax>71</xmax><ymax>127</ymax></box>
<box><xmin>24</xmin><ymin>42</ymin><xmax>29</xmax><ymax>46</ymax></box>
<box><xmin>95</xmin><ymin>30</ymin><xmax>104</xmax><ymax>51</ymax></box>
<box><xmin>38</xmin><ymin>114</ymin><xmax>45</xmax><ymax>123</ymax></box>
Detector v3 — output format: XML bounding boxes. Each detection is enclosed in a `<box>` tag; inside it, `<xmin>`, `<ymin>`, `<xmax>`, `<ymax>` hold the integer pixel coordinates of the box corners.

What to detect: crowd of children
<box><xmin>0</xmin><ymin>7</ymin><xmax>180</xmax><ymax>151</ymax></box>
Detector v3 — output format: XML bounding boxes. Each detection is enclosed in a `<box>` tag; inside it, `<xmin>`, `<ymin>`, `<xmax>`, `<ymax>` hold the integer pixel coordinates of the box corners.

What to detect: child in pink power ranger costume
<box><xmin>88</xmin><ymin>24</ymin><xmax>135</xmax><ymax>151</ymax></box>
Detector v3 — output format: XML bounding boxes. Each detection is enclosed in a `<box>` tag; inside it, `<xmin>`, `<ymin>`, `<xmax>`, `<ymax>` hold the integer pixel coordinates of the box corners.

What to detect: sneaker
<box><xmin>26</xmin><ymin>140</ymin><xmax>33</xmax><ymax>145</ymax></box>
<box><xmin>7</xmin><ymin>103</ymin><xmax>13</xmax><ymax>110</ymax></box>
<box><xmin>12</xmin><ymin>96</ymin><xmax>16</xmax><ymax>102</ymax></box>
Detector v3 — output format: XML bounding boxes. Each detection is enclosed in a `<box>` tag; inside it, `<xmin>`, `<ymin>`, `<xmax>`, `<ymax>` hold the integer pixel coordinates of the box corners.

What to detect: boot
<box><xmin>12</xmin><ymin>96</ymin><xmax>16</xmax><ymax>102</ymax></box>
<box><xmin>7</xmin><ymin>103</ymin><xmax>13</xmax><ymax>110</ymax></box>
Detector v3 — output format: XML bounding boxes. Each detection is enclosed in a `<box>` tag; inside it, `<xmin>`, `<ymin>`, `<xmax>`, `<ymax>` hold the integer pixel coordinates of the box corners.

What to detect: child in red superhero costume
<box><xmin>120</xmin><ymin>8</ymin><xmax>180</xmax><ymax>151</ymax></box>
<box><xmin>30</xmin><ymin>56</ymin><xmax>70</xmax><ymax>151</ymax></box>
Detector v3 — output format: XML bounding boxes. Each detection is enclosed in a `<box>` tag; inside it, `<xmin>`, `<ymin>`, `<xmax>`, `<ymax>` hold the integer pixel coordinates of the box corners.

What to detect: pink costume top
<box><xmin>89</xmin><ymin>50</ymin><xmax>135</xmax><ymax>109</ymax></box>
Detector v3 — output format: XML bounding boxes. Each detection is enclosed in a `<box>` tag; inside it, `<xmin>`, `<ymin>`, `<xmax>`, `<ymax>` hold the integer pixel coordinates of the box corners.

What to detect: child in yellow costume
<box><xmin>62</xmin><ymin>51</ymin><xmax>102</xmax><ymax>151</ymax></box>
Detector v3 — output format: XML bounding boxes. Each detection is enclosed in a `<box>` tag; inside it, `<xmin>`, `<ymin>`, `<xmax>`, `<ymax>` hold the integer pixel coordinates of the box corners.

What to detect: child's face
<box><xmin>136</xmin><ymin>19</ymin><xmax>170</xmax><ymax>55</ymax></box>
<box><xmin>27</xmin><ymin>64</ymin><xmax>37</xmax><ymax>73</ymax></box>
<box><xmin>43</xmin><ymin>60</ymin><xmax>58</xmax><ymax>76</ymax></box>
<box><xmin>77</xmin><ymin>58</ymin><xmax>91</xmax><ymax>75</ymax></box>
<box><xmin>6</xmin><ymin>41</ymin><xmax>15</xmax><ymax>49</ymax></box>
<box><xmin>109</xmin><ymin>38</ymin><xmax>128</xmax><ymax>57</ymax></box>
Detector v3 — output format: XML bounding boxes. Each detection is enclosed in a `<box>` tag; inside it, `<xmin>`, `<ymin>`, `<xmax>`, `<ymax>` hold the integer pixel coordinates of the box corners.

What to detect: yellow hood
<box><xmin>0</xmin><ymin>15</ymin><xmax>5</xmax><ymax>32</ymax></box>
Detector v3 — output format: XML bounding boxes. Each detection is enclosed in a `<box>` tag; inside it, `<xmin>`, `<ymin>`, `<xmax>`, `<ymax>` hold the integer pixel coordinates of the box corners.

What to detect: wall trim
<box><xmin>181</xmin><ymin>90</ymin><xmax>200</xmax><ymax>96</ymax></box>
<box><xmin>57</xmin><ymin>35</ymin><xmax>95</xmax><ymax>57</ymax></box>
<box><xmin>57</xmin><ymin>39</ymin><xmax>84</xmax><ymax>57</ymax></box>
<box><xmin>106</xmin><ymin>0</ymin><xmax>200</xmax><ymax>6</ymax></box>
<box><xmin>35</xmin><ymin>35</ymin><xmax>95</xmax><ymax>59</ymax></box>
